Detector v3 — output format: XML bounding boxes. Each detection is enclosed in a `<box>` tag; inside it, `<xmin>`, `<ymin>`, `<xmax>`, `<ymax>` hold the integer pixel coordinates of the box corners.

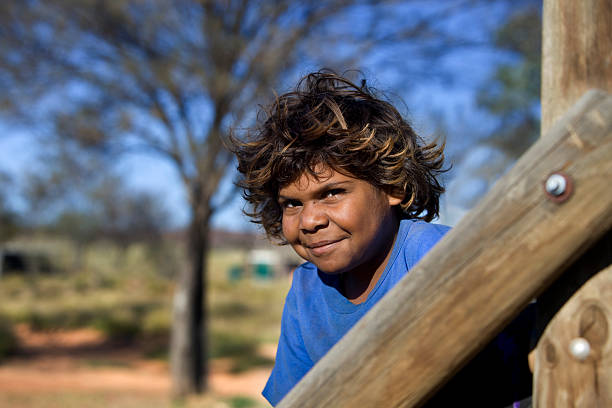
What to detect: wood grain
<box><xmin>542</xmin><ymin>0</ymin><xmax>612</xmax><ymax>134</ymax></box>
<box><xmin>534</xmin><ymin>265</ymin><xmax>612</xmax><ymax>407</ymax></box>
<box><xmin>278</xmin><ymin>90</ymin><xmax>612</xmax><ymax>408</ymax></box>
<box><xmin>535</xmin><ymin>3</ymin><xmax>612</xmax><ymax>407</ymax></box>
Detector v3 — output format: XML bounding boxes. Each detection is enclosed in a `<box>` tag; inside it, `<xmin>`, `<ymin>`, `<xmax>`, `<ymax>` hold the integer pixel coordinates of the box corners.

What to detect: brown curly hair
<box><xmin>231</xmin><ymin>70</ymin><xmax>446</xmax><ymax>242</ymax></box>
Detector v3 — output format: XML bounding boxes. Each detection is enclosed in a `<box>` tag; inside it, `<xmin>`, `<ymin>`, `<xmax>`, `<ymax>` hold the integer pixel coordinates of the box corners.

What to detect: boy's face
<box><xmin>278</xmin><ymin>165</ymin><xmax>402</xmax><ymax>275</ymax></box>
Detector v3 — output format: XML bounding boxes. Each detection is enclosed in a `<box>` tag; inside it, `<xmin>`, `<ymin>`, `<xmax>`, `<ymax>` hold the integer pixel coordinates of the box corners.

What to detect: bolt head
<box><xmin>545</xmin><ymin>174</ymin><xmax>567</xmax><ymax>196</ymax></box>
<box><xmin>569</xmin><ymin>337</ymin><xmax>590</xmax><ymax>361</ymax></box>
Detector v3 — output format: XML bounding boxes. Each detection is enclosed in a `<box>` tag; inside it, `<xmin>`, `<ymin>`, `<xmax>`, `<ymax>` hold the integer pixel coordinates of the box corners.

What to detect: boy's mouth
<box><xmin>304</xmin><ymin>238</ymin><xmax>345</xmax><ymax>256</ymax></box>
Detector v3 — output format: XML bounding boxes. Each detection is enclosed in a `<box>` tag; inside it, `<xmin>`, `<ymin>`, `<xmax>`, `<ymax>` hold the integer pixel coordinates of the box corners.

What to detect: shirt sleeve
<box><xmin>262</xmin><ymin>285</ymin><xmax>314</xmax><ymax>406</ymax></box>
<box><xmin>403</xmin><ymin>222</ymin><xmax>451</xmax><ymax>267</ymax></box>
<box><xmin>418</xmin><ymin>223</ymin><xmax>451</xmax><ymax>258</ymax></box>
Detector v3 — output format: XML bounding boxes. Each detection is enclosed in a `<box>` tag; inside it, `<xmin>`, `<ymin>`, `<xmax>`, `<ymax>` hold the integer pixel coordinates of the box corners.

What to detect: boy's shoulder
<box><xmin>400</xmin><ymin>219</ymin><xmax>450</xmax><ymax>246</ymax></box>
<box><xmin>396</xmin><ymin>219</ymin><xmax>450</xmax><ymax>266</ymax></box>
<box><xmin>289</xmin><ymin>261</ymin><xmax>321</xmax><ymax>296</ymax></box>
<box><xmin>402</xmin><ymin>218</ymin><xmax>450</xmax><ymax>235</ymax></box>
<box><xmin>290</xmin><ymin>261</ymin><xmax>317</xmax><ymax>282</ymax></box>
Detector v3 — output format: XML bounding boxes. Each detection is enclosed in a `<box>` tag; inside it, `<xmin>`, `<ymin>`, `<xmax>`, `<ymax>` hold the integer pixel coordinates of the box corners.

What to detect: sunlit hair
<box><xmin>231</xmin><ymin>70</ymin><xmax>446</xmax><ymax>242</ymax></box>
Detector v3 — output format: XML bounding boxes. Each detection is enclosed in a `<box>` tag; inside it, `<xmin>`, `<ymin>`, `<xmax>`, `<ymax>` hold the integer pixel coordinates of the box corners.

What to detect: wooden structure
<box><xmin>279</xmin><ymin>90</ymin><xmax>612</xmax><ymax>408</ymax></box>
<box><xmin>541</xmin><ymin>0</ymin><xmax>612</xmax><ymax>132</ymax></box>
<box><xmin>279</xmin><ymin>1</ymin><xmax>611</xmax><ymax>407</ymax></box>
<box><xmin>534</xmin><ymin>265</ymin><xmax>612</xmax><ymax>406</ymax></box>
<box><xmin>533</xmin><ymin>0</ymin><xmax>612</xmax><ymax>406</ymax></box>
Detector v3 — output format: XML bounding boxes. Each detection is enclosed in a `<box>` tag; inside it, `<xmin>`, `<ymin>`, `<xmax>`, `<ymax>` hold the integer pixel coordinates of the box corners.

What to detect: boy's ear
<box><xmin>386</xmin><ymin>193</ymin><xmax>404</xmax><ymax>207</ymax></box>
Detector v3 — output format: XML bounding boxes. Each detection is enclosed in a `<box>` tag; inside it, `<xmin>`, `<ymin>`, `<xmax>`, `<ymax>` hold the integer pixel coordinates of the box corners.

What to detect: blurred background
<box><xmin>0</xmin><ymin>0</ymin><xmax>541</xmax><ymax>407</ymax></box>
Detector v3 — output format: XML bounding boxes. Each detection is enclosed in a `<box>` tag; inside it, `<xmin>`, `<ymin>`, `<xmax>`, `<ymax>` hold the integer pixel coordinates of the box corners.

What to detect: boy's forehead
<box><xmin>280</xmin><ymin>165</ymin><xmax>333</xmax><ymax>191</ymax></box>
<box><xmin>278</xmin><ymin>164</ymin><xmax>349</xmax><ymax>194</ymax></box>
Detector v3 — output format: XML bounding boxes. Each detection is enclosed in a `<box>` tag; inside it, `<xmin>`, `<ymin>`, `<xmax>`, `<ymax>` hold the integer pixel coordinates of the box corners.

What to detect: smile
<box><xmin>305</xmin><ymin>238</ymin><xmax>345</xmax><ymax>256</ymax></box>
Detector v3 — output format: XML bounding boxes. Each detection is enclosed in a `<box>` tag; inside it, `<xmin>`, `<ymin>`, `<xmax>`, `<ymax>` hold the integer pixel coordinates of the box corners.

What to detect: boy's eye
<box><xmin>281</xmin><ymin>199</ymin><xmax>301</xmax><ymax>209</ymax></box>
<box><xmin>324</xmin><ymin>188</ymin><xmax>344</xmax><ymax>199</ymax></box>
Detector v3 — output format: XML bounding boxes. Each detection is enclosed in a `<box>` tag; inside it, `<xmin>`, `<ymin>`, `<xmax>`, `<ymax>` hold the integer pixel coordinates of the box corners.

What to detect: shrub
<box><xmin>227</xmin><ymin>396</ymin><xmax>258</xmax><ymax>408</ymax></box>
<box><xmin>0</xmin><ymin>317</ymin><xmax>18</xmax><ymax>362</ymax></box>
<box><xmin>210</xmin><ymin>331</ymin><xmax>274</xmax><ymax>373</ymax></box>
<box><xmin>92</xmin><ymin>310</ymin><xmax>141</xmax><ymax>341</ymax></box>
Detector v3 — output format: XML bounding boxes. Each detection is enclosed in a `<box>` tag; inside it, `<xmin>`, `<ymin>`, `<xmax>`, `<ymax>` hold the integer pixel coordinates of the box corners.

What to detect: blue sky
<box><xmin>0</xmin><ymin>64</ymin><xmax>503</xmax><ymax>231</ymax></box>
<box><xmin>0</xmin><ymin>1</ymin><xmax>532</xmax><ymax>231</ymax></box>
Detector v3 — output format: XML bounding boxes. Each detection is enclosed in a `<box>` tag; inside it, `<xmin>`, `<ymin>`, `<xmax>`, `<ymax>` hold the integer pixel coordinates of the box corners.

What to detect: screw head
<box><xmin>569</xmin><ymin>337</ymin><xmax>590</xmax><ymax>361</ymax></box>
<box><xmin>545</xmin><ymin>174</ymin><xmax>567</xmax><ymax>196</ymax></box>
<box><xmin>544</xmin><ymin>172</ymin><xmax>573</xmax><ymax>203</ymax></box>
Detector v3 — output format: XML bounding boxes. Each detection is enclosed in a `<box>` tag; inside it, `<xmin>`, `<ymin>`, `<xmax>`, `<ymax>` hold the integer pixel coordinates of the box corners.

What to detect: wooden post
<box><xmin>541</xmin><ymin>0</ymin><xmax>612</xmax><ymax>134</ymax></box>
<box><xmin>534</xmin><ymin>265</ymin><xmax>612</xmax><ymax>406</ymax></box>
<box><xmin>279</xmin><ymin>90</ymin><xmax>612</xmax><ymax>408</ymax></box>
<box><xmin>534</xmin><ymin>1</ymin><xmax>612</xmax><ymax>406</ymax></box>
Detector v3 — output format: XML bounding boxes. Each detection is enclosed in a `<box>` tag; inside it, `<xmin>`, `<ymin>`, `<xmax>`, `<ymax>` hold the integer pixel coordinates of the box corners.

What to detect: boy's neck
<box><xmin>342</xmin><ymin>221</ymin><xmax>400</xmax><ymax>305</ymax></box>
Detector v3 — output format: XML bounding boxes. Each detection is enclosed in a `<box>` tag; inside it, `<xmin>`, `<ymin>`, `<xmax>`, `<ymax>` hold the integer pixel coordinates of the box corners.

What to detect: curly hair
<box><xmin>231</xmin><ymin>70</ymin><xmax>446</xmax><ymax>242</ymax></box>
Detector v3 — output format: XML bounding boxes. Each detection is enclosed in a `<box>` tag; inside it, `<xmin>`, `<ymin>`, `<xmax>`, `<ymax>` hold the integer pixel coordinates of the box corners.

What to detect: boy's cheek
<box><xmin>292</xmin><ymin>246</ymin><xmax>310</xmax><ymax>262</ymax></box>
<box><xmin>281</xmin><ymin>216</ymin><xmax>298</xmax><ymax>241</ymax></box>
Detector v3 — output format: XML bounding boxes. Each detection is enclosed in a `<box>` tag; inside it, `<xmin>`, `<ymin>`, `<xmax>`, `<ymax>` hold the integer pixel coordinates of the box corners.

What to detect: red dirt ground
<box><xmin>0</xmin><ymin>325</ymin><xmax>271</xmax><ymax>404</ymax></box>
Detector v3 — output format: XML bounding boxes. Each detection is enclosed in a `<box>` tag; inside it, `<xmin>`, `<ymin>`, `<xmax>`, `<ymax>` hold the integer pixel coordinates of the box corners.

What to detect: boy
<box><xmin>232</xmin><ymin>71</ymin><xmax>533</xmax><ymax>407</ymax></box>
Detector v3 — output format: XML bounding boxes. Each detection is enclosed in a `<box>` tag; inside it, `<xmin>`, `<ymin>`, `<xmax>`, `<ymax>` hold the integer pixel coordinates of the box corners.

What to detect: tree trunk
<box><xmin>0</xmin><ymin>247</ymin><xmax>4</xmax><ymax>278</ymax></box>
<box><xmin>170</xmin><ymin>197</ymin><xmax>210</xmax><ymax>396</ymax></box>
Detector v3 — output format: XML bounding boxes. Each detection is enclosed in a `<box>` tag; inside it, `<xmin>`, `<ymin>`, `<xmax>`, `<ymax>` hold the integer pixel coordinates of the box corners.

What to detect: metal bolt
<box><xmin>569</xmin><ymin>337</ymin><xmax>590</xmax><ymax>361</ymax></box>
<box><xmin>545</xmin><ymin>173</ymin><xmax>567</xmax><ymax>196</ymax></box>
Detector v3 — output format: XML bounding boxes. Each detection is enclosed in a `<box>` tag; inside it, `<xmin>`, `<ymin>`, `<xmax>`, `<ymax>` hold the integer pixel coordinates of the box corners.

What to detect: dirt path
<box><xmin>0</xmin><ymin>325</ymin><xmax>271</xmax><ymax>404</ymax></box>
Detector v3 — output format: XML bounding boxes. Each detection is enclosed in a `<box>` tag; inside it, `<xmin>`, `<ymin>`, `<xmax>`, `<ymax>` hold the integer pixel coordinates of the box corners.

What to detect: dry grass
<box><xmin>0</xmin><ymin>391</ymin><xmax>269</xmax><ymax>408</ymax></box>
<box><xmin>0</xmin><ymin>239</ymin><xmax>291</xmax><ymax>346</ymax></box>
<box><xmin>0</xmin><ymin>236</ymin><xmax>293</xmax><ymax>407</ymax></box>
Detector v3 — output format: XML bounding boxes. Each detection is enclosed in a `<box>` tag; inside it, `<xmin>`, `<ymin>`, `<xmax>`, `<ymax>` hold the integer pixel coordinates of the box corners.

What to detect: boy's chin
<box><xmin>317</xmin><ymin>267</ymin><xmax>344</xmax><ymax>275</ymax></box>
<box><xmin>311</xmin><ymin>261</ymin><xmax>349</xmax><ymax>275</ymax></box>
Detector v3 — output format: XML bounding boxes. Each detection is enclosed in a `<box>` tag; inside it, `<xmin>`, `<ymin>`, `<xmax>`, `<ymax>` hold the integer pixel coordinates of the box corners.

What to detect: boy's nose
<box><xmin>299</xmin><ymin>201</ymin><xmax>328</xmax><ymax>233</ymax></box>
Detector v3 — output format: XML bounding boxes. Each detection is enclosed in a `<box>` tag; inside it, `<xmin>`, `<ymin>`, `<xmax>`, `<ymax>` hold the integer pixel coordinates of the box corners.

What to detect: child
<box><xmin>232</xmin><ymin>71</ymin><xmax>533</xmax><ymax>407</ymax></box>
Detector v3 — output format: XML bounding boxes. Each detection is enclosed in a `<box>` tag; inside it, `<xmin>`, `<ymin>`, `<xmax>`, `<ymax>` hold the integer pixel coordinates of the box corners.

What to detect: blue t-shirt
<box><xmin>263</xmin><ymin>218</ymin><xmax>535</xmax><ymax>406</ymax></box>
<box><xmin>263</xmin><ymin>219</ymin><xmax>450</xmax><ymax>405</ymax></box>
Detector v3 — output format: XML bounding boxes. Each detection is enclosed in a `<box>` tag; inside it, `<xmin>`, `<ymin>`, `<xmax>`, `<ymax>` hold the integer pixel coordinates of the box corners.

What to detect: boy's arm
<box><xmin>263</xmin><ymin>288</ymin><xmax>313</xmax><ymax>406</ymax></box>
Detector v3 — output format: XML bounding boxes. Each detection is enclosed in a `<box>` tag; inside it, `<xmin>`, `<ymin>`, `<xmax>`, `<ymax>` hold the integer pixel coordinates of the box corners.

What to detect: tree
<box><xmin>0</xmin><ymin>172</ymin><xmax>19</xmax><ymax>243</ymax></box>
<box><xmin>0</xmin><ymin>171</ymin><xmax>19</xmax><ymax>277</ymax></box>
<box><xmin>0</xmin><ymin>0</ymin><xmax>520</xmax><ymax>396</ymax></box>
<box><xmin>476</xmin><ymin>5</ymin><xmax>542</xmax><ymax>172</ymax></box>
<box><xmin>93</xmin><ymin>179</ymin><xmax>169</xmax><ymax>248</ymax></box>
<box><xmin>444</xmin><ymin>5</ymin><xmax>541</xmax><ymax>214</ymax></box>
<box><xmin>22</xmin><ymin>141</ymin><xmax>169</xmax><ymax>269</ymax></box>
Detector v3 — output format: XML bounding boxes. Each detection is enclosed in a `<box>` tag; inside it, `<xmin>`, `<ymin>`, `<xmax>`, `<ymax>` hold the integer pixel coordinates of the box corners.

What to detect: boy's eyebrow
<box><xmin>278</xmin><ymin>180</ymin><xmax>353</xmax><ymax>200</ymax></box>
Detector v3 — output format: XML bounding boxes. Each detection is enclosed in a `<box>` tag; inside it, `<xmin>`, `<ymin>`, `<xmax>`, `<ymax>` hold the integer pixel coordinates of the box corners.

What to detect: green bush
<box><xmin>210</xmin><ymin>331</ymin><xmax>257</xmax><ymax>359</ymax></box>
<box><xmin>92</xmin><ymin>309</ymin><xmax>141</xmax><ymax>341</ymax></box>
<box><xmin>0</xmin><ymin>317</ymin><xmax>18</xmax><ymax>362</ymax></box>
<box><xmin>5</xmin><ymin>296</ymin><xmax>163</xmax><ymax>341</ymax></box>
<box><xmin>210</xmin><ymin>331</ymin><xmax>274</xmax><ymax>373</ymax></box>
<box><xmin>227</xmin><ymin>396</ymin><xmax>258</xmax><ymax>408</ymax></box>
<box><xmin>142</xmin><ymin>307</ymin><xmax>170</xmax><ymax>336</ymax></box>
<box><xmin>24</xmin><ymin>308</ymin><xmax>99</xmax><ymax>331</ymax></box>
<box><xmin>213</xmin><ymin>300</ymin><xmax>254</xmax><ymax>319</ymax></box>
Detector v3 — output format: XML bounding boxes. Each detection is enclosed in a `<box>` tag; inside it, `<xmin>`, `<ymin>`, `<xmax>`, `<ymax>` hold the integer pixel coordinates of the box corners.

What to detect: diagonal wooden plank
<box><xmin>278</xmin><ymin>89</ymin><xmax>612</xmax><ymax>408</ymax></box>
